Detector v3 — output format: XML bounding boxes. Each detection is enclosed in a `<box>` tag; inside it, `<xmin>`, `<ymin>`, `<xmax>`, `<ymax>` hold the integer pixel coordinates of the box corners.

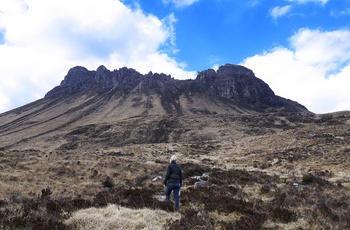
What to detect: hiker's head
<box><xmin>170</xmin><ymin>155</ymin><xmax>177</xmax><ymax>163</ymax></box>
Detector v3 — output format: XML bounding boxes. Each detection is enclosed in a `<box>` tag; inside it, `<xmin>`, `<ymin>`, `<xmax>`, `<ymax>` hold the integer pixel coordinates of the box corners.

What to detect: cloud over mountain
<box><xmin>242</xmin><ymin>28</ymin><xmax>350</xmax><ymax>113</ymax></box>
<box><xmin>0</xmin><ymin>0</ymin><xmax>195</xmax><ymax>113</ymax></box>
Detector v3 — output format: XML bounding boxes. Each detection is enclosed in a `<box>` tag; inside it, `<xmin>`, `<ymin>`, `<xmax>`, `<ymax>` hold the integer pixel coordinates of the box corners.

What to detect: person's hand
<box><xmin>163</xmin><ymin>185</ymin><xmax>166</xmax><ymax>190</ymax></box>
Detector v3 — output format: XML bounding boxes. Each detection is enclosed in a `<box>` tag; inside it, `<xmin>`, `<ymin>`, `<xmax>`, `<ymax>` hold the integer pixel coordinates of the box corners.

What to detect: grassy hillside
<box><xmin>0</xmin><ymin>112</ymin><xmax>349</xmax><ymax>229</ymax></box>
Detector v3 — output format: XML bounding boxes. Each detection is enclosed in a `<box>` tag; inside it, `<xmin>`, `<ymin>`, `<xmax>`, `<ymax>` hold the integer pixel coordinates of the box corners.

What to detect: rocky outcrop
<box><xmin>45</xmin><ymin>63</ymin><xmax>308</xmax><ymax>114</ymax></box>
<box><xmin>195</xmin><ymin>64</ymin><xmax>278</xmax><ymax>107</ymax></box>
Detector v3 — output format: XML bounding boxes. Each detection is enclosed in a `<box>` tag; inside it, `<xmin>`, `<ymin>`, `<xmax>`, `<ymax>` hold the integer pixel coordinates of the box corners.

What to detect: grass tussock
<box><xmin>65</xmin><ymin>204</ymin><xmax>180</xmax><ymax>230</ymax></box>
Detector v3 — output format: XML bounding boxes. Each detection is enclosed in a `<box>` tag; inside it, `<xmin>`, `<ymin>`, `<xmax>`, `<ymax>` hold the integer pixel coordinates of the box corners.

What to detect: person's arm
<box><xmin>163</xmin><ymin>165</ymin><xmax>170</xmax><ymax>186</ymax></box>
<box><xmin>179</xmin><ymin>168</ymin><xmax>182</xmax><ymax>187</ymax></box>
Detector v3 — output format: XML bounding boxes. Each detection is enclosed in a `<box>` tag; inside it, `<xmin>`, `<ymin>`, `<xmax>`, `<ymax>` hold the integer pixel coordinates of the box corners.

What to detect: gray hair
<box><xmin>170</xmin><ymin>155</ymin><xmax>177</xmax><ymax>163</ymax></box>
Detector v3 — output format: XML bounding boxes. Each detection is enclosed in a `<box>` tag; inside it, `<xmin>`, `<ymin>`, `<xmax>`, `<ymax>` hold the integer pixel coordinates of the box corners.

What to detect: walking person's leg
<box><xmin>165</xmin><ymin>183</ymin><xmax>172</xmax><ymax>202</ymax></box>
<box><xmin>173</xmin><ymin>183</ymin><xmax>181</xmax><ymax>209</ymax></box>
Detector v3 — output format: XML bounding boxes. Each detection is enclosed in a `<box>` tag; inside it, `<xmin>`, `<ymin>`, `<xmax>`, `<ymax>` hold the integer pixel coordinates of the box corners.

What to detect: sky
<box><xmin>1</xmin><ymin>0</ymin><xmax>350</xmax><ymax>114</ymax></box>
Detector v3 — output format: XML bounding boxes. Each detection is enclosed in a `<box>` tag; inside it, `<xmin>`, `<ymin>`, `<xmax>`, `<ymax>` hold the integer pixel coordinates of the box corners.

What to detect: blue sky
<box><xmin>0</xmin><ymin>0</ymin><xmax>350</xmax><ymax>114</ymax></box>
<box><xmin>134</xmin><ymin>0</ymin><xmax>350</xmax><ymax>70</ymax></box>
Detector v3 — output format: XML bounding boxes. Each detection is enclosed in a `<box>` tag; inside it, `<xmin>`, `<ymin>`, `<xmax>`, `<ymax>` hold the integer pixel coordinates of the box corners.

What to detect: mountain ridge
<box><xmin>0</xmin><ymin>63</ymin><xmax>309</xmax><ymax>149</ymax></box>
<box><xmin>44</xmin><ymin>63</ymin><xmax>308</xmax><ymax>114</ymax></box>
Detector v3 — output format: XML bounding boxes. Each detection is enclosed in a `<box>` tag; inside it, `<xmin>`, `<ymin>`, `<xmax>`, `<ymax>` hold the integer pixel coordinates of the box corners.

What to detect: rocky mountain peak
<box><xmin>195</xmin><ymin>64</ymin><xmax>254</xmax><ymax>82</ymax></box>
<box><xmin>61</xmin><ymin>66</ymin><xmax>90</xmax><ymax>86</ymax></box>
<box><xmin>217</xmin><ymin>63</ymin><xmax>255</xmax><ymax>77</ymax></box>
<box><xmin>44</xmin><ymin>64</ymin><xmax>308</xmax><ymax>114</ymax></box>
<box><xmin>196</xmin><ymin>68</ymin><xmax>216</xmax><ymax>81</ymax></box>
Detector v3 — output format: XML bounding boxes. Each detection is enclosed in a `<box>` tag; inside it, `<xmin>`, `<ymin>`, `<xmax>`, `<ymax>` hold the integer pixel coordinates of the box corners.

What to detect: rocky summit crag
<box><xmin>45</xmin><ymin>63</ymin><xmax>308</xmax><ymax>115</ymax></box>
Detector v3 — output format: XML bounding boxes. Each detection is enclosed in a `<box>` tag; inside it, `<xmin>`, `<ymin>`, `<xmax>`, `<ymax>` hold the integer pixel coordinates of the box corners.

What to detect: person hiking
<box><xmin>163</xmin><ymin>155</ymin><xmax>182</xmax><ymax>209</ymax></box>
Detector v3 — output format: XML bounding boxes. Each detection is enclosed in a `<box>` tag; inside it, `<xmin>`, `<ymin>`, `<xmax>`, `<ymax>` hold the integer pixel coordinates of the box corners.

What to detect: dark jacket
<box><xmin>164</xmin><ymin>161</ymin><xmax>182</xmax><ymax>186</ymax></box>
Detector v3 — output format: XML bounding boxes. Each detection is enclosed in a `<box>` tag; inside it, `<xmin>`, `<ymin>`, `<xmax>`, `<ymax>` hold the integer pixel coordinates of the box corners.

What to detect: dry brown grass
<box><xmin>65</xmin><ymin>204</ymin><xmax>180</xmax><ymax>230</ymax></box>
<box><xmin>0</xmin><ymin>112</ymin><xmax>350</xmax><ymax>229</ymax></box>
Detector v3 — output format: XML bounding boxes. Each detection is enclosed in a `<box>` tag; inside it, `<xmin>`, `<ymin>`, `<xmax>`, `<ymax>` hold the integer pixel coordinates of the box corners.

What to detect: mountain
<box><xmin>45</xmin><ymin>63</ymin><xmax>307</xmax><ymax>115</ymax></box>
<box><xmin>0</xmin><ymin>63</ymin><xmax>309</xmax><ymax>150</ymax></box>
<box><xmin>0</xmin><ymin>64</ymin><xmax>349</xmax><ymax>229</ymax></box>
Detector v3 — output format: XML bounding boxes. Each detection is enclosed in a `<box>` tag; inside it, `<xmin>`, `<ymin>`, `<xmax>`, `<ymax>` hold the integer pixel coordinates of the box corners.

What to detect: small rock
<box><xmin>194</xmin><ymin>180</ymin><xmax>211</xmax><ymax>188</ymax></box>
<box><xmin>152</xmin><ymin>176</ymin><xmax>162</xmax><ymax>182</ymax></box>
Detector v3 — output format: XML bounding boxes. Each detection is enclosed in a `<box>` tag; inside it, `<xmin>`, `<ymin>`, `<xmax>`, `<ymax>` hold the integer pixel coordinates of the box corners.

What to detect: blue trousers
<box><xmin>165</xmin><ymin>183</ymin><xmax>181</xmax><ymax>208</ymax></box>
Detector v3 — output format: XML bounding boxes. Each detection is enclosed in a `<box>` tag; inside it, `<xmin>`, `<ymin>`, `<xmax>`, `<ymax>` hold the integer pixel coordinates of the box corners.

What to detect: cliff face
<box><xmin>45</xmin><ymin>63</ymin><xmax>308</xmax><ymax>114</ymax></box>
<box><xmin>195</xmin><ymin>64</ymin><xmax>277</xmax><ymax>107</ymax></box>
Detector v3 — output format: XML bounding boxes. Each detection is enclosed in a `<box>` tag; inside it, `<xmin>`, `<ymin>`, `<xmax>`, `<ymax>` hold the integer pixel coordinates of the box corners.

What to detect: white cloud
<box><xmin>211</xmin><ymin>64</ymin><xmax>219</xmax><ymax>71</ymax></box>
<box><xmin>162</xmin><ymin>0</ymin><xmax>199</xmax><ymax>8</ymax></box>
<box><xmin>248</xmin><ymin>0</ymin><xmax>261</xmax><ymax>7</ymax></box>
<box><xmin>162</xmin><ymin>13</ymin><xmax>179</xmax><ymax>54</ymax></box>
<box><xmin>270</xmin><ymin>5</ymin><xmax>292</xmax><ymax>19</ymax></box>
<box><xmin>0</xmin><ymin>0</ymin><xmax>196</xmax><ymax>113</ymax></box>
<box><xmin>286</xmin><ymin>0</ymin><xmax>329</xmax><ymax>5</ymax></box>
<box><xmin>241</xmin><ymin>28</ymin><xmax>350</xmax><ymax>114</ymax></box>
<box><xmin>331</xmin><ymin>8</ymin><xmax>350</xmax><ymax>17</ymax></box>
<box><xmin>340</xmin><ymin>8</ymin><xmax>350</xmax><ymax>16</ymax></box>
<box><xmin>291</xmin><ymin>28</ymin><xmax>350</xmax><ymax>71</ymax></box>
